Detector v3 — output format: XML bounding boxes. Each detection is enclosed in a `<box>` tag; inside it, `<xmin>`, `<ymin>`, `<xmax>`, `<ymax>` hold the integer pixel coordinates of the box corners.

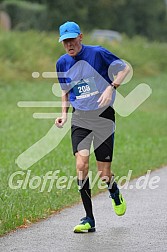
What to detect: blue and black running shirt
<box><xmin>56</xmin><ymin>44</ymin><xmax>126</xmax><ymax>111</ymax></box>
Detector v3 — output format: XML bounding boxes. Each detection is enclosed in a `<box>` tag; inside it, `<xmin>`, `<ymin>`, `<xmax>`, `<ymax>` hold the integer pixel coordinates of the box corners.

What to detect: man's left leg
<box><xmin>97</xmin><ymin>161</ymin><xmax>126</xmax><ymax>216</ymax></box>
<box><xmin>93</xmin><ymin>109</ymin><xmax>126</xmax><ymax>216</ymax></box>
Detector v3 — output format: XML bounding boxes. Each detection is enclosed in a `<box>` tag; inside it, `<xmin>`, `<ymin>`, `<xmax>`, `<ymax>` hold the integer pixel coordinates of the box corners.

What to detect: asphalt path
<box><xmin>1</xmin><ymin>167</ymin><xmax>167</xmax><ymax>252</ymax></box>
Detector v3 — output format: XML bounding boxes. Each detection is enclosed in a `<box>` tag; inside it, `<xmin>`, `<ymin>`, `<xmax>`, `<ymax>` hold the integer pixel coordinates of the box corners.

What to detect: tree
<box><xmin>1</xmin><ymin>0</ymin><xmax>166</xmax><ymax>41</ymax></box>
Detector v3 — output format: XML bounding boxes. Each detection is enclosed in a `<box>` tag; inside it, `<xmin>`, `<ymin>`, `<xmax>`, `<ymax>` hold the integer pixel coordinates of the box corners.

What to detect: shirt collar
<box><xmin>73</xmin><ymin>44</ymin><xmax>85</xmax><ymax>60</ymax></box>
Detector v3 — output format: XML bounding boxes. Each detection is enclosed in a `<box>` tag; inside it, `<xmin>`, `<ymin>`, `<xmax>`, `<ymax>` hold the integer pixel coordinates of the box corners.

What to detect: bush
<box><xmin>0</xmin><ymin>30</ymin><xmax>167</xmax><ymax>83</ymax></box>
<box><xmin>0</xmin><ymin>0</ymin><xmax>48</xmax><ymax>31</ymax></box>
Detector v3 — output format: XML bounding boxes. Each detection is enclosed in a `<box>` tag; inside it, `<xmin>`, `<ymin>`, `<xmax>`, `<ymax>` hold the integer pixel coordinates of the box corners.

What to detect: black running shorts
<box><xmin>71</xmin><ymin>106</ymin><xmax>115</xmax><ymax>162</ymax></box>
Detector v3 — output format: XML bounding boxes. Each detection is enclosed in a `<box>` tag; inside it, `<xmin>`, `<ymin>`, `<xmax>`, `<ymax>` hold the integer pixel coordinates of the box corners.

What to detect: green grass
<box><xmin>115</xmin><ymin>74</ymin><xmax>167</xmax><ymax>176</ymax></box>
<box><xmin>0</xmin><ymin>30</ymin><xmax>167</xmax><ymax>236</ymax></box>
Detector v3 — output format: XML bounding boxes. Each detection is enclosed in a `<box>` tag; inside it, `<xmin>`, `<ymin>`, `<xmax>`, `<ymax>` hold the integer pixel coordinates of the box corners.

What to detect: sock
<box><xmin>77</xmin><ymin>177</ymin><xmax>94</xmax><ymax>220</ymax></box>
<box><xmin>107</xmin><ymin>181</ymin><xmax>121</xmax><ymax>205</ymax></box>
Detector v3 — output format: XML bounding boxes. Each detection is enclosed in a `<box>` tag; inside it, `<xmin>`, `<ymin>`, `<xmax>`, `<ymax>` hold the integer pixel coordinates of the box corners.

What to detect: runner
<box><xmin>55</xmin><ymin>21</ymin><xmax>130</xmax><ymax>233</ymax></box>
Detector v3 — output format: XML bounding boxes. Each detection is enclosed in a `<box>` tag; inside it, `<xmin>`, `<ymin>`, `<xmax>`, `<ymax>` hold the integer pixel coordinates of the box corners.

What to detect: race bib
<box><xmin>72</xmin><ymin>77</ymin><xmax>99</xmax><ymax>99</ymax></box>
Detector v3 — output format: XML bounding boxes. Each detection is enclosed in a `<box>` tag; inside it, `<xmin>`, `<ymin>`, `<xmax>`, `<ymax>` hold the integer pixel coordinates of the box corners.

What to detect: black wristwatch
<box><xmin>111</xmin><ymin>83</ymin><xmax>117</xmax><ymax>89</ymax></box>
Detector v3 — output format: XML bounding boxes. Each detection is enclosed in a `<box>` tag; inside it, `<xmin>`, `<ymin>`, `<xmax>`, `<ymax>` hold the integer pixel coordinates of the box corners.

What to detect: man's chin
<box><xmin>68</xmin><ymin>52</ymin><xmax>76</xmax><ymax>57</ymax></box>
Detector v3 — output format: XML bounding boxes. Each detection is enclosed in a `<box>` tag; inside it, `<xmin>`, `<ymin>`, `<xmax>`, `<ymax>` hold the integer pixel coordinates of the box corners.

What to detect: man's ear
<box><xmin>79</xmin><ymin>33</ymin><xmax>83</xmax><ymax>41</ymax></box>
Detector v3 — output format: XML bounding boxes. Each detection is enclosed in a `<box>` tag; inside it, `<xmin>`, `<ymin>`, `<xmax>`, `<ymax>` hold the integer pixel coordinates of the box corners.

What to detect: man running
<box><xmin>55</xmin><ymin>21</ymin><xmax>130</xmax><ymax>233</ymax></box>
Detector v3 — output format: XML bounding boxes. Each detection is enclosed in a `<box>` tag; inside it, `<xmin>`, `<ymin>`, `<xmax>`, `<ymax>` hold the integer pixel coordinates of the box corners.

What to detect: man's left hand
<box><xmin>97</xmin><ymin>85</ymin><xmax>113</xmax><ymax>108</ymax></box>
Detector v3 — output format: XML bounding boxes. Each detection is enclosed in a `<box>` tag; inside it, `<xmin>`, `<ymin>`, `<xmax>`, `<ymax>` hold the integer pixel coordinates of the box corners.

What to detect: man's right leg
<box><xmin>73</xmin><ymin>150</ymin><xmax>95</xmax><ymax>233</ymax></box>
<box><xmin>71</xmin><ymin>125</ymin><xmax>95</xmax><ymax>232</ymax></box>
<box><xmin>76</xmin><ymin>151</ymin><xmax>94</xmax><ymax>220</ymax></box>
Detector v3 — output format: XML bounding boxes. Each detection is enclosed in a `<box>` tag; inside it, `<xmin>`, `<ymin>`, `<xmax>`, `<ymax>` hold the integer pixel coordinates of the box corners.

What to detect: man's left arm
<box><xmin>111</xmin><ymin>64</ymin><xmax>130</xmax><ymax>89</ymax></box>
<box><xmin>97</xmin><ymin>64</ymin><xmax>130</xmax><ymax>107</ymax></box>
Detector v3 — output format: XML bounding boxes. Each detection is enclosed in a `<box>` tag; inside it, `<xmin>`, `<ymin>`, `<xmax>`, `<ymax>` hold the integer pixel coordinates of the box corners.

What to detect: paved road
<box><xmin>1</xmin><ymin>167</ymin><xmax>167</xmax><ymax>252</ymax></box>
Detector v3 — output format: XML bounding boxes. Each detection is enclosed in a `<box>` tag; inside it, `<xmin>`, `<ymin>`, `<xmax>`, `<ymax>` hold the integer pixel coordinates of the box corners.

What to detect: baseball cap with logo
<box><xmin>59</xmin><ymin>21</ymin><xmax>81</xmax><ymax>42</ymax></box>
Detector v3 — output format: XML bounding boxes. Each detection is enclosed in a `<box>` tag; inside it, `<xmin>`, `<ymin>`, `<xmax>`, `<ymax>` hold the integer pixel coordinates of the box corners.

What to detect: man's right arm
<box><xmin>55</xmin><ymin>90</ymin><xmax>70</xmax><ymax>128</ymax></box>
<box><xmin>55</xmin><ymin>59</ymin><xmax>70</xmax><ymax>128</ymax></box>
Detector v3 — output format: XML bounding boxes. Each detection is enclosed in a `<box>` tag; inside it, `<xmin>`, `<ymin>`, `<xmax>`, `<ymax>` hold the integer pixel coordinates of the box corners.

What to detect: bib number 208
<box><xmin>78</xmin><ymin>85</ymin><xmax>90</xmax><ymax>93</ymax></box>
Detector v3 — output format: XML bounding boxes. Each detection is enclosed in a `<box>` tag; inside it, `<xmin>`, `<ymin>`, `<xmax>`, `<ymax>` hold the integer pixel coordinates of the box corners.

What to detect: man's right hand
<box><xmin>55</xmin><ymin>116</ymin><xmax>67</xmax><ymax>128</ymax></box>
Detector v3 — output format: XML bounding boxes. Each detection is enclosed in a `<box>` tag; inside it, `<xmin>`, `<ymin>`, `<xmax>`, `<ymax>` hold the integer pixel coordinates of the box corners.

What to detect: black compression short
<box><xmin>71</xmin><ymin>106</ymin><xmax>115</xmax><ymax>162</ymax></box>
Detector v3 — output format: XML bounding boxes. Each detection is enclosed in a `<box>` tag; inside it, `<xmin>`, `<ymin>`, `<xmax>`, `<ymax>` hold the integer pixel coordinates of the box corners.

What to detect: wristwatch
<box><xmin>111</xmin><ymin>83</ymin><xmax>117</xmax><ymax>89</ymax></box>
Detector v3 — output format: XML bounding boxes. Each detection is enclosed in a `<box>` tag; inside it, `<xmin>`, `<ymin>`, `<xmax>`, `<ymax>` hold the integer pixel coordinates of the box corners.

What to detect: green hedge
<box><xmin>0</xmin><ymin>0</ymin><xmax>48</xmax><ymax>31</ymax></box>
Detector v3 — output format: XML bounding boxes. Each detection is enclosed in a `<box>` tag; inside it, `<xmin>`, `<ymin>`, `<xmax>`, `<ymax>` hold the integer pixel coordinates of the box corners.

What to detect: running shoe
<box><xmin>73</xmin><ymin>216</ymin><xmax>96</xmax><ymax>233</ymax></box>
<box><xmin>112</xmin><ymin>193</ymin><xmax>126</xmax><ymax>216</ymax></box>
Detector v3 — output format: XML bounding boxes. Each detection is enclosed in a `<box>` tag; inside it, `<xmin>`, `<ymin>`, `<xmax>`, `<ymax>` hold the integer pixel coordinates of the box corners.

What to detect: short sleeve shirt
<box><xmin>56</xmin><ymin>45</ymin><xmax>126</xmax><ymax>111</ymax></box>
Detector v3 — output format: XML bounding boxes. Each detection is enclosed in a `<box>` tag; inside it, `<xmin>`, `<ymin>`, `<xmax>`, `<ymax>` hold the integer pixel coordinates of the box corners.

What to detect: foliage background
<box><xmin>0</xmin><ymin>0</ymin><xmax>167</xmax><ymax>41</ymax></box>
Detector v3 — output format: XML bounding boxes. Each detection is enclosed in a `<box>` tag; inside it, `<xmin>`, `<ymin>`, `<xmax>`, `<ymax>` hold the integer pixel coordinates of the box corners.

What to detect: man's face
<box><xmin>62</xmin><ymin>34</ymin><xmax>83</xmax><ymax>57</ymax></box>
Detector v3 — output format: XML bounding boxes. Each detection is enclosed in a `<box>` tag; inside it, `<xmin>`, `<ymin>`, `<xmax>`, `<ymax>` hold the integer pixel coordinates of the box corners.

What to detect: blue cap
<box><xmin>59</xmin><ymin>21</ymin><xmax>81</xmax><ymax>42</ymax></box>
